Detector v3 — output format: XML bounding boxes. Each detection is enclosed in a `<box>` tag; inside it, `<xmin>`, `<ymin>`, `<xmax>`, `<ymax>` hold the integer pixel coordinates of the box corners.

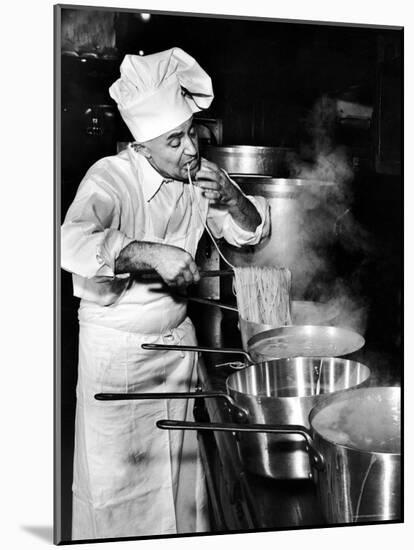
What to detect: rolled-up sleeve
<box><xmin>61</xmin><ymin>179</ymin><xmax>133</xmax><ymax>279</ymax></box>
<box><xmin>207</xmin><ymin>183</ymin><xmax>270</xmax><ymax>248</ymax></box>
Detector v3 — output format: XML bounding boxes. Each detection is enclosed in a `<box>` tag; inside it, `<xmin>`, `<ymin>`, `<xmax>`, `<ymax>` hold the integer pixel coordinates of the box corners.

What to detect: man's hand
<box><xmin>194</xmin><ymin>158</ymin><xmax>261</xmax><ymax>232</ymax></box>
<box><xmin>115</xmin><ymin>241</ymin><xmax>200</xmax><ymax>288</ymax></box>
<box><xmin>194</xmin><ymin>158</ymin><xmax>242</xmax><ymax>208</ymax></box>
<box><xmin>152</xmin><ymin>244</ymin><xmax>200</xmax><ymax>288</ymax></box>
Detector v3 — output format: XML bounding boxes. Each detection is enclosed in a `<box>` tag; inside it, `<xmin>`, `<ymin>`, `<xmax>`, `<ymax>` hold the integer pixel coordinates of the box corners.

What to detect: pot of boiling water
<box><xmin>308</xmin><ymin>386</ymin><xmax>401</xmax><ymax>523</ymax></box>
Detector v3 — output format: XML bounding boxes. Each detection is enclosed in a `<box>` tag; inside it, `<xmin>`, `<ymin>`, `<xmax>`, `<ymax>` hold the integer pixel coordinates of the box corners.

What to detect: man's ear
<box><xmin>132</xmin><ymin>142</ymin><xmax>152</xmax><ymax>159</ymax></box>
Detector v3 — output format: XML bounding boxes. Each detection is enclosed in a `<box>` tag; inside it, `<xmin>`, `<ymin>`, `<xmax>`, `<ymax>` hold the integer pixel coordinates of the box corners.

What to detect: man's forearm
<box><xmin>115</xmin><ymin>241</ymin><xmax>159</xmax><ymax>274</ymax></box>
<box><xmin>227</xmin><ymin>195</ymin><xmax>262</xmax><ymax>232</ymax></box>
<box><xmin>115</xmin><ymin>240</ymin><xmax>200</xmax><ymax>287</ymax></box>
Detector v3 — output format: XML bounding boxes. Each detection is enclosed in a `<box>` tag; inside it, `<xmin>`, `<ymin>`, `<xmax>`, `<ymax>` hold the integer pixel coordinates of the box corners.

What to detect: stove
<box><xmin>190</xmin><ymin>304</ymin><xmax>325</xmax><ymax>532</ymax></box>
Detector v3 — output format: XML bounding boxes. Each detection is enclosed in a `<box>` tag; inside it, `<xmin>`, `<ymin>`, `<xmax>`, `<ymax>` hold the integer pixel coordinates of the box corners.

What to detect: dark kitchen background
<box><xmin>56</xmin><ymin>6</ymin><xmax>403</xmax><ymax>542</ymax></box>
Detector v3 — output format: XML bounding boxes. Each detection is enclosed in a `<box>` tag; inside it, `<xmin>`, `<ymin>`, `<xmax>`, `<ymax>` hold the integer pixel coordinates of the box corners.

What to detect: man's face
<box><xmin>139</xmin><ymin>117</ymin><xmax>200</xmax><ymax>182</ymax></box>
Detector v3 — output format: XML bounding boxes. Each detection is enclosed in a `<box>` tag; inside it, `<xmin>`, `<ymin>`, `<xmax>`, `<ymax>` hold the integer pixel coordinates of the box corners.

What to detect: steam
<box><xmin>291</xmin><ymin>147</ymin><xmax>353</xmax><ymax>189</ymax></box>
<box><xmin>283</xmin><ymin>94</ymin><xmax>374</xmax><ymax>335</ymax></box>
<box><xmin>308</xmin><ymin>277</ymin><xmax>369</xmax><ymax>335</ymax></box>
<box><xmin>359</xmin><ymin>349</ymin><xmax>402</xmax><ymax>387</ymax></box>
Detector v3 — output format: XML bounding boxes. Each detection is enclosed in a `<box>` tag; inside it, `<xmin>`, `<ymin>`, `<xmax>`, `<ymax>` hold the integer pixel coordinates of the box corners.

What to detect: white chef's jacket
<box><xmin>62</xmin><ymin>144</ymin><xmax>269</xmax><ymax>331</ymax></box>
<box><xmin>61</xmin><ymin>144</ymin><xmax>270</xmax><ymax>540</ymax></box>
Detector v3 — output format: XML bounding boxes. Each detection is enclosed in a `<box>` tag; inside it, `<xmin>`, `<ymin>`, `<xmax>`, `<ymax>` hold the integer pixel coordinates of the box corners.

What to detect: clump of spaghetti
<box><xmin>233</xmin><ymin>266</ymin><xmax>292</xmax><ymax>326</ymax></box>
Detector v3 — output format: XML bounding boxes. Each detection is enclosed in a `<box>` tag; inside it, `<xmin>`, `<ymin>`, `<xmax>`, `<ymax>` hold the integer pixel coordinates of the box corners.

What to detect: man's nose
<box><xmin>183</xmin><ymin>135</ymin><xmax>198</xmax><ymax>156</ymax></box>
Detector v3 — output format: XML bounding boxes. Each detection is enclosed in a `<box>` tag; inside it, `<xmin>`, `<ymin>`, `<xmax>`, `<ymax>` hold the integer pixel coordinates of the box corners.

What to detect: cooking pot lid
<box><xmin>247</xmin><ymin>325</ymin><xmax>365</xmax><ymax>359</ymax></box>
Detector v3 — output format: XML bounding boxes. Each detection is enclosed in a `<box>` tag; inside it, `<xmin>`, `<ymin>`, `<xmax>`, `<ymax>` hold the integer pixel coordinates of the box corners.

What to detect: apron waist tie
<box><xmin>162</xmin><ymin>327</ymin><xmax>186</xmax><ymax>357</ymax></box>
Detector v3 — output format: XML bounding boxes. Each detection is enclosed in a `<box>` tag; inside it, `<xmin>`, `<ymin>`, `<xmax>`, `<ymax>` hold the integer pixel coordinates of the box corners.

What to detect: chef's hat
<box><xmin>109</xmin><ymin>47</ymin><xmax>214</xmax><ymax>143</ymax></box>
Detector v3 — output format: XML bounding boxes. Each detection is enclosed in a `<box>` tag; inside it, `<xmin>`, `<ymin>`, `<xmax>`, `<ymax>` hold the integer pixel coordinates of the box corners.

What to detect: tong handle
<box><xmin>141</xmin><ymin>343</ymin><xmax>251</xmax><ymax>362</ymax></box>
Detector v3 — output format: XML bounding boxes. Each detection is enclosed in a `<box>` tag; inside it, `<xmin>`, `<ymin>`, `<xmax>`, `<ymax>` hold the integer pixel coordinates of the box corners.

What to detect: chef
<box><xmin>61</xmin><ymin>47</ymin><xmax>270</xmax><ymax>540</ymax></box>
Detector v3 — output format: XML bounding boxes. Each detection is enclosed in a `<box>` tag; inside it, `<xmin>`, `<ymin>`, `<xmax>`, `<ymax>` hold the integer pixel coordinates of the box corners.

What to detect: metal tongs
<box><xmin>133</xmin><ymin>268</ymin><xmax>233</xmax><ymax>284</ymax></box>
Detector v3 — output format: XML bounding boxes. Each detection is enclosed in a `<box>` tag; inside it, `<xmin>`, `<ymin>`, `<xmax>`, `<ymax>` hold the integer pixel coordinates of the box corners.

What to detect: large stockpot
<box><xmin>218</xmin><ymin>177</ymin><xmax>344</xmax><ymax>299</ymax></box>
<box><xmin>203</xmin><ymin>145</ymin><xmax>295</xmax><ymax>176</ymax></box>
<box><xmin>96</xmin><ymin>350</ymin><xmax>371</xmax><ymax>480</ymax></box>
<box><xmin>158</xmin><ymin>387</ymin><xmax>401</xmax><ymax>524</ymax></box>
<box><xmin>308</xmin><ymin>386</ymin><xmax>401</xmax><ymax>523</ymax></box>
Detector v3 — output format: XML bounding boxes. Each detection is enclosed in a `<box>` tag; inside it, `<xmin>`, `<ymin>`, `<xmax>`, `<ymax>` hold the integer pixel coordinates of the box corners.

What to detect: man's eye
<box><xmin>170</xmin><ymin>141</ymin><xmax>180</xmax><ymax>148</ymax></box>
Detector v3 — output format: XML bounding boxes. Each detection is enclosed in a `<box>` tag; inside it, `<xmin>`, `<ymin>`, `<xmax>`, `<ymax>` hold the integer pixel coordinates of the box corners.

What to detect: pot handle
<box><xmin>141</xmin><ymin>343</ymin><xmax>252</xmax><ymax>362</ymax></box>
<box><xmin>214</xmin><ymin>361</ymin><xmax>246</xmax><ymax>371</ymax></box>
<box><xmin>157</xmin><ymin>419</ymin><xmax>325</xmax><ymax>471</ymax></box>
<box><xmin>95</xmin><ymin>390</ymin><xmax>230</xmax><ymax>403</ymax></box>
<box><xmin>186</xmin><ymin>296</ymin><xmax>238</xmax><ymax>313</ymax></box>
<box><xmin>132</xmin><ymin>269</ymin><xmax>234</xmax><ymax>283</ymax></box>
<box><xmin>94</xmin><ymin>391</ymin><xmax>248</xmax><ymax>422</ymax></box>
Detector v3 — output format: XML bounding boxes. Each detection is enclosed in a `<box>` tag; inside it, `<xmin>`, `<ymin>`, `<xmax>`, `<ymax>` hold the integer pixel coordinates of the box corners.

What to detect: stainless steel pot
<box><xmin>171</xmin><ymin>302</ymin><xmax>365</xmax><ymax>358</ymax></box>
<box><xmin>96</xmin><ymin>353</ymin><xmax>371</xmax><ymax>480</ymax></box>
<box><xmin>246</xmin><ymin>325</ymin><xmax>365</xmax><ymax>359</ymax></box>
<box><xmin>218</xmin><ymin>356</ymin><xmax>371</xmax><ymax>480</ymax></box>
<box><xmin>157</xmin><ymin>387</ymin><xmax>401</xmax><ymax>523</ymax></box>
<box><xmin>239</xmin><ymin>299</ymin><xmax>342</xmax><ymax>351</ymax></box>
<box><xmin>308</xmin><ymin>386</ymin><xmax>401</xmax><ymax>523</ymax></box>
<box><xmin>187</xmin><ymin>296</ymin><xmax>346</xmax><ymax>351</ymax></box>
<box><xmin>203</xmin><ymin>145</ymin><xmax>295</xmax><ymax>176</ymax></box>
<box><xmin>218</xmin><ymin>178</ymin><xmax>344</xmax><ymax>299</ymax></box>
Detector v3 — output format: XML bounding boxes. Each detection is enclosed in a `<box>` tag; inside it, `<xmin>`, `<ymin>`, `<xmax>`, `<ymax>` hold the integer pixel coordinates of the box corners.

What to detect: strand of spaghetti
<box><xmin>187</xmin><ymin>163</ymin><xmax>235</xmax><ymax>270</ymax></box>
<box><xmin>186</xmin><ymin>164</ymin><xmax>292</xmax><ymax>326</ymax></box>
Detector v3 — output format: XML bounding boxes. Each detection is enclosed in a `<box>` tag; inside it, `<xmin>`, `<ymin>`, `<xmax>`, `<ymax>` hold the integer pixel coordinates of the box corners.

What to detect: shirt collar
<box><xmin>127</xmin><ymin>143</ymin><xmax>175</xmax><ymax>202</ymax></box>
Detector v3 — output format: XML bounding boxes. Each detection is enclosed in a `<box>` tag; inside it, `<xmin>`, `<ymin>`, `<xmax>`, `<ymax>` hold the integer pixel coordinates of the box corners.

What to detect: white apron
<box><xmin>72</xmin><ymin>226</ymin><xmax>209</xmax><ymax>540</ymax></box>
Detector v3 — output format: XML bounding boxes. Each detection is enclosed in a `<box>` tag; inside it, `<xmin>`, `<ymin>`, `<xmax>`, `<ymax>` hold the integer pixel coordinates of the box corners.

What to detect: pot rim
<box><xmin>225</xmin><ymin>357</ymin><xmax>371</xmax><ymax>400</ymax></box>
<box><xmin>204</xmin><ymin>144</ymin><xmax>295</xmax><ymax>152</ymax></box>
<box><xmin>308</xmin><ymin>386</ymin><xmax>401</xmax><ymax>456</ymax></box>
<box><xmin>233</xmin><ymin>177</ymin><xmax>336</xmax><ymax>187</ymax></box>
<box><xmin>311</xmin><ymin>429</ymin><xmax>401</xmax><ymax>457</ymax></box>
